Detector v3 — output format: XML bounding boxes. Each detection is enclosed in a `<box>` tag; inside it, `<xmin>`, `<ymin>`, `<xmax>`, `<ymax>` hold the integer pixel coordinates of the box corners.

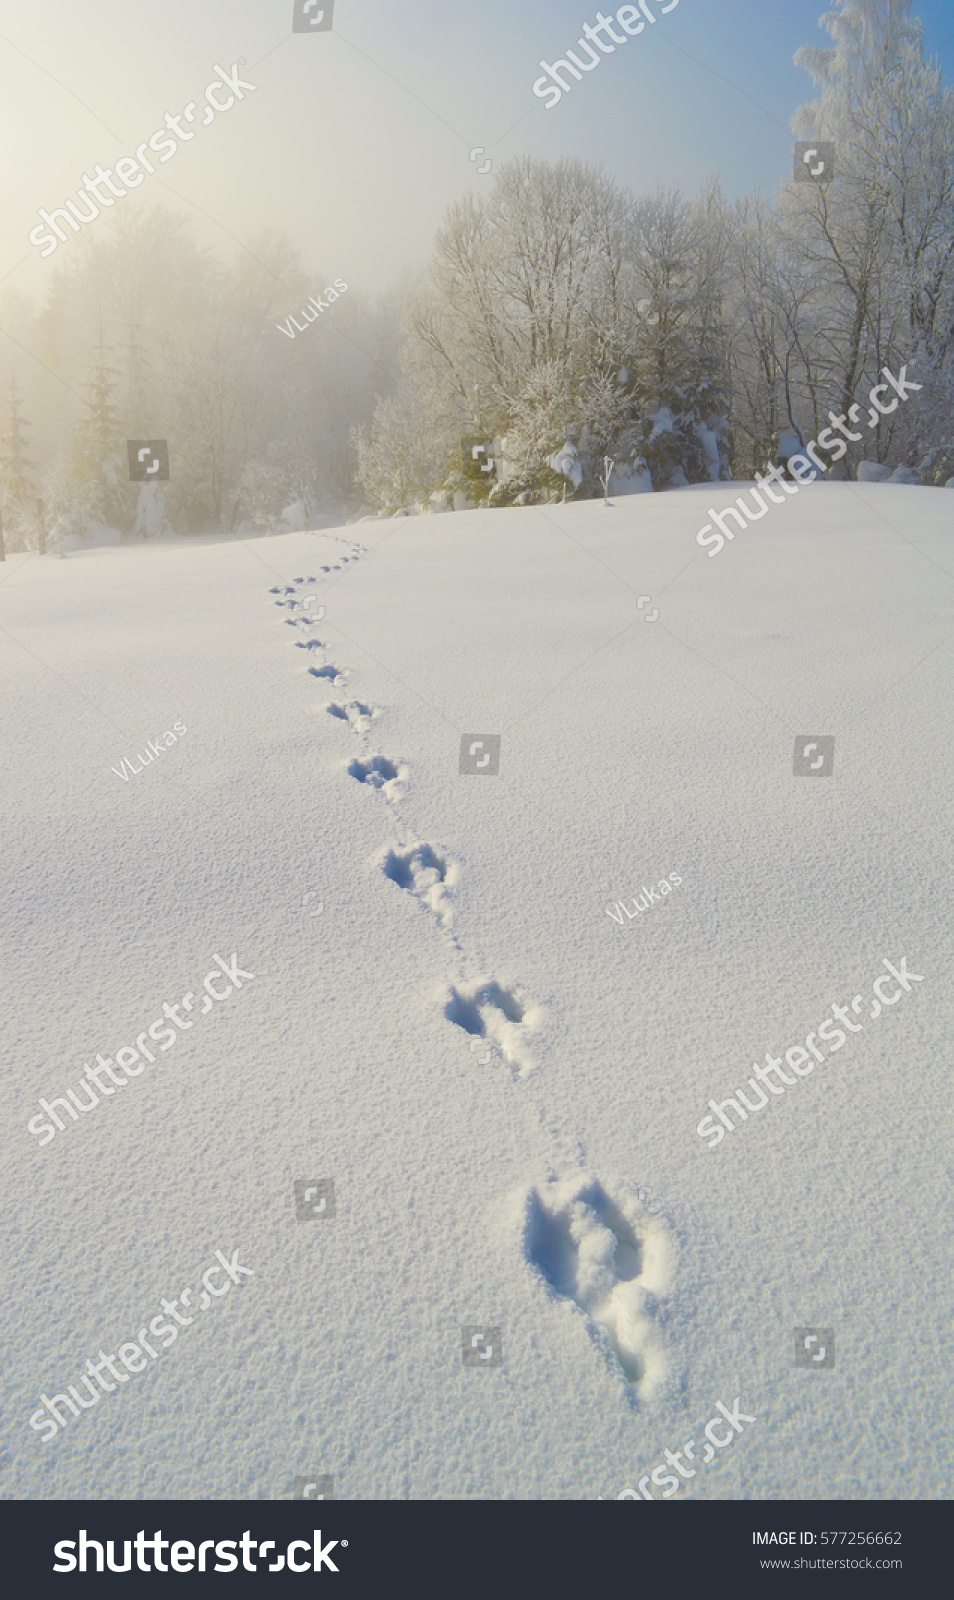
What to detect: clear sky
<box><xmin>1</xmin><ymin>0</ymin><xmax>952</xmax><ymax>302</ymax></box>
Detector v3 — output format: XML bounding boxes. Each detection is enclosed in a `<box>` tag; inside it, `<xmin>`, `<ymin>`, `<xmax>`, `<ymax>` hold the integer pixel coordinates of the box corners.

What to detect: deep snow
<box><xmin>1</xmin><ymin>484</ymin><xmax>951</xmax><ymax>1500</ymax></box>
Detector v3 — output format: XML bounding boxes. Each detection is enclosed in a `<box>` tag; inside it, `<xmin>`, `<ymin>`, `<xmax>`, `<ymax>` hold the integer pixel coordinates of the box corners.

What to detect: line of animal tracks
<box><xmin>266</xmin><ymin>534</ymin><xmax>676</xmax><ymax>1401</ymax></box>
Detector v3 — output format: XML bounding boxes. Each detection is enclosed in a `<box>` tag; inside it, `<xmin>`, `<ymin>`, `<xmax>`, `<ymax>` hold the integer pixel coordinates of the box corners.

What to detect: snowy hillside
<box><xmin>1</xmin><ymin>484</ymin><xmax>951</xmax><ymax>1500</ymax></box>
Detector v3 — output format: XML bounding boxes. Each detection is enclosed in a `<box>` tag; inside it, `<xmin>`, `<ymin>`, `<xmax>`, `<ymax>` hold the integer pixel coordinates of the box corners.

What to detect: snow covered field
<box><xmin>1</xmin><ymin>483</ymin><xmax>951</xmax><ymax>1500</ymax></box>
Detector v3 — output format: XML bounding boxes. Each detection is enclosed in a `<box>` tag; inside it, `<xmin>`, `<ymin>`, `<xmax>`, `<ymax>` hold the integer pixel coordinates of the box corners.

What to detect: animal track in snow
<box><xmin>327</xmin><ymin>700</ymin><xmax>380</xmax><ymax>732</ymax></box>
<box><xmin>295</xmin><ymin>637</ymin><xmax>326</xmax><ymax>651</ymax></box>
<box><xmin>308</xmin><ymin>663</ymin><xmax>346</xmax><ymax>684</ymax></box>
<box><xmin>348</xmin><ymin>754</ymin><xmax>408</xmax><ymax>801</ymax></box>
<box><xmin>523</xmin><ymin>1173</ymin><xmax>673</xmax><ymax>1396</ymax></box>
<box><xmin>443</xmin><ymin>977</ymin><xmax>542</xmax><ymax>1077</ymax></box>
<box><xmin>269</xmin><ymin>578</ymin><xmax>326</xmax><ymax>632</ymax></box>
<box><xmin>379</xmin><ymin>842</ymin><xmax>458</xmax><ymax>925</ymax></box>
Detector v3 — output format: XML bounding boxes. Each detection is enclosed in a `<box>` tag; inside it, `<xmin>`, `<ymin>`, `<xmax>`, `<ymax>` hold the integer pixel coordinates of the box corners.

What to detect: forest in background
<box><xmin>1</xmin><ymin>0</ymin><xmax>952</xmax><ymax>544</ymax></box>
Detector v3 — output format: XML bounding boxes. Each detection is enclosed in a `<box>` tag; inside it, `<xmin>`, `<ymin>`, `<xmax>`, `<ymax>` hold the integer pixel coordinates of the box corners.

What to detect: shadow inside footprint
<box><xmin>381</xmin><ymin>842</ymin><xmax>455</xmax><ymax>923</ymax></box>
<box><xmin>309</xmin><ymin>664</ymin><xmax>341</xmax><ymax>680</ymax></box>
<box><xmin>328</xmin><ymin>701</ymin><xmax>379</xmax><ymax>731</ymax></box>
<box><xmin>524</xmin><ymin>1177</ymin><xmax>667</xmax><ymax>1388</ymax></box>
<box><xmin>349</xmin><ymin>755</ymin><xmax>398</xmax><ymax>787</ymax></box>
<box><xmin>525</xmin><ymin>1202</ymin><xmax>577</xmax><ymax>1298</ymax></box>
<box><xmin>383</xmin><ymin>843</ymin><xmax>446</xmax><ymax>891</ymax></box>
<box><xmin>479</xmin><ymin>980</ymin><xmax>524</xmax><ymax>1023</ymax></box>
<box><xmin>527</xmin><ymin>1183</ymin><xmax>643</xmax><ymax>1290</ymax></box>
<box><xmin>444</xmin><ymin>992</ymin><xmax>485</xmax><ymax>1036</ymax></box>
<box><xmin>445</xmin><ymin>980</ymin><xmax>525</xmax><ymax>1035</ymax></box>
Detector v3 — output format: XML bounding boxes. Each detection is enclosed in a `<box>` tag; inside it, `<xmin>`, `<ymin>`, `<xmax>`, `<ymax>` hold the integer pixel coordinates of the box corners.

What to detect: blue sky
<box><xmin>0</xmin><ymin>0</ymin><xmax>952</xmax><ymax>298</ymax></box>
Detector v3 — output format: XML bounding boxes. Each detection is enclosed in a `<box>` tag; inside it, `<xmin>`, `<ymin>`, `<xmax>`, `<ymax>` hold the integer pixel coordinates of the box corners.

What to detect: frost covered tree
<box><xmin>352</xmin><ymin>350</ymin><xmax>462</xmax><ymax>515</ymax></box>
<box><xmin>781</xmin><ymin>0</ymin><xmax>954</xmax><ymax>475</ymax></box>
<box><xmin>6</xmin><ymin>10</ymin><xmax>953</xmax><ymax>523</ymax></box>
<box><xmin>412</xmin><ymin>157</ymin><xmax>641</xmax><ymax>497</ymax></box>
<box><xmin>492</xmin><ymin>361</ymin><xmax>580</xmax><ymax>504</ymax></box>
<box><xmin>357</xmin><ymin>159</ymin><xmax>732</xmax><ymax>507</ymax></box>
<box><xmin>624</xmin><ymin>183</ymin><xmax>731</xmax><ymax>487</ymax></box>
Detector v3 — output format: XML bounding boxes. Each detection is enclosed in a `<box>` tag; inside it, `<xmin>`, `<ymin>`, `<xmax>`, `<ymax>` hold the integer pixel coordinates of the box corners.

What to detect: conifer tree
<box><xmin>73</xmin><ymin>330</ymin><xmax>127</xmax><ymax>531</ymax></box>
<box><xmin>0</xmin><ymin>377</ymin><xmax>38</xmax><ymax>550</ymax></box>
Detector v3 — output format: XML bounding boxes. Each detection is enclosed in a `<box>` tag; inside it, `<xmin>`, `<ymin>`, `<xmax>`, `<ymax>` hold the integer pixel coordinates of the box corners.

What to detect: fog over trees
<box><xmin>2</xmin><ymin>0</ymin><xmax>952</xmax><ymax>544</ymax></box>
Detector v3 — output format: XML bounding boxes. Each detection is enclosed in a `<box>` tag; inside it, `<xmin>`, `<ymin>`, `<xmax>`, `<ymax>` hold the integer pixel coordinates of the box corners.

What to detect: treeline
<box><xmin>2</xmin><ymin>0</ymin><xmax>952</xmax><ymax>541</ymax></box>
<box><xmin>353</xmin><ymin>0</ymin><xmax>954</xmax><ymax>510</ymax></box>
<box><xmin>0</xmin><ymin>210</ymin><xmax>401</xmax><ymax>547</ymax></box>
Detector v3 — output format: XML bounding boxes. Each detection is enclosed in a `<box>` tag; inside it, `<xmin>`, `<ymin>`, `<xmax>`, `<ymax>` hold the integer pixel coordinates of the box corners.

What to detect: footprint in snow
<box><xmin>309</xmin><ymin>663</ymin><xmax>346</xmax><ymax>683</ymax></box>
<box><xmin>269</xmin><ymin>580</ymin><xmax>321</xmax><ymax>613</ymax></box>
<box><xmin>443</xmin><ymin>977</ymin><xmax>542</xmax><ymax>1077</ymax></box>
<box><xmin>326</xmin><ymin>700</ymin><xmax>380</xmax><ymax>731</ymax></box>
<box><xmin>348</xmin><ymin>754</ymin><xmax>408</xmax><ymax>801</ymax></box>
<box><xmin>380</xmin><ymin>841</ymin><xmax>458</xmax><ymax>925</ymax></box>
<box><xmin>523</xmin><ymin>1173</ymin><xmax>673</xmax><ymax>1397</ymax></box>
